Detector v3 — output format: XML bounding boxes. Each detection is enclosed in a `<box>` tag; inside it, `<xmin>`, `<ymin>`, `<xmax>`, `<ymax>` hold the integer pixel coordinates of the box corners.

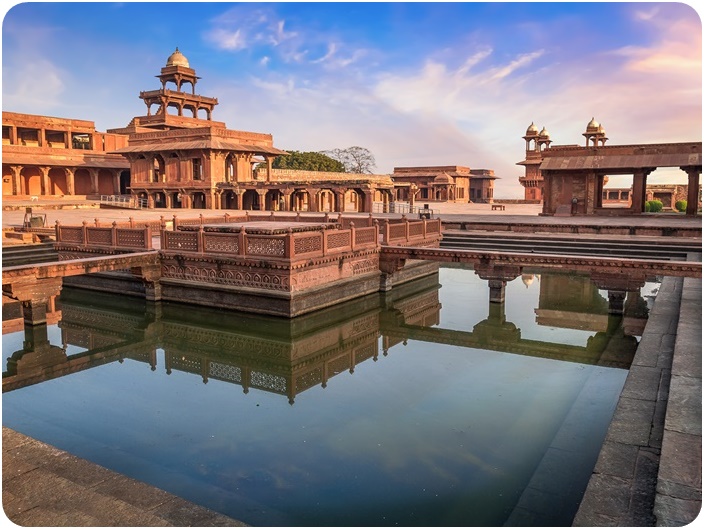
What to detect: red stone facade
<box><xmin>2</xmin><ymin>112</ymin><xmax>130</xmax><ymax>198</ymax></box>
<box><xmin>392</xmin><ymin>166</ymin><xmax>496</xmax><ymax>204</ymax></box>
<box><xmin>518</xmin><ymin>118</ymin><xmax>702</xmax><ymax>216</ymax></box>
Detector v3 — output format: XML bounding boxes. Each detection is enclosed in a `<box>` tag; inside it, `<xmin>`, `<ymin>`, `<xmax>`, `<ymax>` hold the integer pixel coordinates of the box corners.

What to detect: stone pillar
<box><xmin>631</xmin><ymin>170</ymin><xmax>648</xmax><ymax>213</ymax></box>
<box><xmin>266</xmin><ymin>156</ymin><xmax>273</xmax><ymax>183</ymax></box>
<box><xmin>282</xmin><ymin>189</ymin><xmax>293</xmax><ymax>212</ymax></box>
<box><xmin>256</xmin><ymin>189</ymin><xmax>267</xmax><ymax>211</ymax></box>
<box><xmin>685</xmin><ymin>168</ymin><xmax>701</xmax><ymax>216</ymax></box>
<box><xmin>113</xmin><ymin>170</ymin><xmax>121</xmax><ymax>195</ymax></box>
<box><xmin>335</xmin><ymin>189</ymin><xmax>346</xmax><ymax>213</ymax></box>
<box><xmin>362</xmin><ymin>189</ymin><xmax>374</xmax><ymax>213</ymax></box>
<box><xmin>9</xmin><ymin>125</ymin><xmax>17</xmax><ymax>145</ymax></box>
<box><xmin>132</xmin><ymin>264</ymin><xmax>162</xmax><ymax>302</ymax></box>
<box><xmin>65</xmin><ymin>167</ymin><xmax>76</xmax><ymax>195</ymax></box>
<box><xmin>89</xmin><ymin>168</ymin><xmax>99</xmax><ymax>194</ymax></box>
<box><xmin>10</xmin><ymin>165</ymin><xmax>22</xmax><ymax>195</ymax></box>
<box><xmin>307</xmin><ymin>188</ymin><xmax>319</xmax><ymax>212</ymax></box>
<box><xmin>235</xmin><ymin>189</ymin><xmax>245</xmax><ymax>210</ymax></box>
<box><xmin>39</xmin><ymin>166</ymin><xmax>51</xmax><ymax>196</ymax></box>
<box><xmin>5</xmin><ymin>277</ymin><xmax>64</xmax><ymax>326</ymax></box>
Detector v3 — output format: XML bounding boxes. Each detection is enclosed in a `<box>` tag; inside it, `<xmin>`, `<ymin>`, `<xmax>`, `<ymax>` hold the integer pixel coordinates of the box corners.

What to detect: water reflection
<box><xmin>3</xmin><ymin>270</ymin><xmax>646</xmax><ymax>399</ymax></box>
<box><xmin>2</xmin><ymin>267</ymin><xmax>651</xmax><ymax>526</ymax></box>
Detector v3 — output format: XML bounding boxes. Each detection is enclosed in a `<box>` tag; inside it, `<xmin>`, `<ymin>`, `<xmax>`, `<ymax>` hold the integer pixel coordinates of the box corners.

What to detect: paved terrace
<box><xmin>2</xmin><ymin>198</ymin><xmax>702</xmax><ymax>526</ymax></box>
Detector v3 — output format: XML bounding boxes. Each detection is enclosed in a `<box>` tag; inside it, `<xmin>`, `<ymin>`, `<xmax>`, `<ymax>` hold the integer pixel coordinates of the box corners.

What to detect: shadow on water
<box><xmin>2</xmin><ymin>266</ymin><xmax>648</xmax><ymax>526</ymax></box>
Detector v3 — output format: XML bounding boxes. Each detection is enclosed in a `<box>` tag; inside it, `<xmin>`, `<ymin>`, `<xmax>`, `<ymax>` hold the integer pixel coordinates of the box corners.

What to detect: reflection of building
<box><xmin>2</xmin><ymin>112</ymin><xmax>130</xmax><ymax>197</ymax></box>
<box><xmin>392</xmin><ymin>166</ymin><xmax>497</xmax><ymax>204</ymax></box>
<box><xmin>3</xmin><ymin>275</ymin><xmax>442</xmax><ymax>401</ymax></box>
<box><xmin>517</xmin><ymin>118</ymin><xmax>702</xmax><ymax>215</ymax></box>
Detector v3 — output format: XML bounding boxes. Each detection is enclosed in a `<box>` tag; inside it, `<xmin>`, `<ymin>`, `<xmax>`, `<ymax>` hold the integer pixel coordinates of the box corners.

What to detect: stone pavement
<box><xmin>573</xmin><ymin>254</ymin><xmax>702</xmax><ymax>526</ymax></box>
<box><xmin>2</xmin><ymin>428</ymin><xmax>247</xmax><ymax>526</ymax></box>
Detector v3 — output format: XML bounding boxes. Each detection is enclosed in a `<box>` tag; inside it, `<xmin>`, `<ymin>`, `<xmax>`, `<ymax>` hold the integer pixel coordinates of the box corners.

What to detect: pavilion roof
<box><xmin>540</xmin><ymin>152</ymin><xmax>702</xmax><ymax>171</ymax></box>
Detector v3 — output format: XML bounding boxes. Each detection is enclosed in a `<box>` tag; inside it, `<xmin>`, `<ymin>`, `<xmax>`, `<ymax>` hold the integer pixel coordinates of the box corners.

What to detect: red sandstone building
<box><xmin>517</xmin><ymin>118</ymin><xmax>702</xmax><ymax>216</ymax></box>
<box><xmin>392</xmin><ymin>166</ymin><xmax>497</xmax><ymax>204</ymax></box>
<box><xmin>2</xmin><ymin>112</ymin><xmax>130</xmax><ymax>197</ymax></box>
<box><xmin>2</xmin><ymin>49</ymin><xmax>495</xmax><ymax>212</ymax></box>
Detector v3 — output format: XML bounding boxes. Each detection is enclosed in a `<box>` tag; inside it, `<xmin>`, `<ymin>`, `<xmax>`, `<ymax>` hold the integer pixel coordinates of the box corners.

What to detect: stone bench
<box><xmin>491</xmin><ymin>204</ymin><xmax>505</xmax><ymax>211</ymax></box>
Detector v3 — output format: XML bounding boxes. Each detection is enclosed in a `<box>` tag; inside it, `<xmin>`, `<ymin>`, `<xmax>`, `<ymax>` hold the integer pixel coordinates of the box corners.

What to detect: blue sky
<box><xmin>2</xmin><ymin>2</ymin><xmax>701</xmax><ymax>197</ymax></box>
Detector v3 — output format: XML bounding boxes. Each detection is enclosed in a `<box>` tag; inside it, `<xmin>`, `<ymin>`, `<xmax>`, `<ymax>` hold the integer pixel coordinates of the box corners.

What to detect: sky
<box><xmin>2</xmin><ymin>2</ymin><xmax>702</xmax><ymax>197</ymax></box>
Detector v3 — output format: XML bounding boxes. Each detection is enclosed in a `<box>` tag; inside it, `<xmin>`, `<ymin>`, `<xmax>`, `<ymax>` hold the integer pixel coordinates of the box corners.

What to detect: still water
<box><xmin>2</xmin><ymin>266</ymin><xmax>651</xmax><ymax>526</ymax></box>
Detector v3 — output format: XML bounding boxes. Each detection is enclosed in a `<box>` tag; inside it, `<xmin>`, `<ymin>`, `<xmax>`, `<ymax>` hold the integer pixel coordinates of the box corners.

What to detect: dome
<box><xmin>586</xmin><ymin>117</ymin><xmax>600</xmax><ymax>130</ymax></box>
<box><xmin>526</xmin><ymin>122</ymin><xmax>539</xmax><ymax>134</ymax></box>
<box><xmin>539</xmin><ymin>126</ymin><xmax>550</xmax><ymax>138</ymax></box>
<box><xmin>166</xmin><ymin>47</ymin><xmax>189</xmax><ymax>68</ymax></box>
<box><xmin>597</xmin><ymin>124</ymin><xmax>606</xmax><ymax>133</ymax></box>
<box><xmin>433</xmin><ymin>173</ymin><xmax>455</xmax><ymax>184</ymax></box>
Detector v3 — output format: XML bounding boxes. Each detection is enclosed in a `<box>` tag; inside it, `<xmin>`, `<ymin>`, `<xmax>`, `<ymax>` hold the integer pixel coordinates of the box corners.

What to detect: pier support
<box><xmin>3</xmin><ymin>277</ymin><xmax>63</xmax><ymax>326</ymax></box>
<box><xmin>474</xmin><ymin>264</ymin><xmax>522</xmax><ymax>304</ymax></box>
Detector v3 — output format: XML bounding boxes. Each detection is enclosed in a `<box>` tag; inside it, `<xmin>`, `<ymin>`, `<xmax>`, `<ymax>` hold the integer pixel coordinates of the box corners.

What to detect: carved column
<box><xmin>89</xmin><ymin>168</ymin><xmax>100</xmax><ymax>194</ymax></box>
<box><xmin>307</xmin><ymin>188</ymin><xmax>319</xmax><ymax>212</ymax></box>
<box><xmin>256</xmin><ymin>189</ymin><xmax>267</xmax><ymax>211</ymax></box>
<box><xmin>39</xmin><ymin>166</ymin><xmax>51</xmax><ymax>196</ymax></box>
<box><xmin>10</xmin><ymin>165</ymin><xmax>22</xmax><ymax>195</ymax></box>
<box><xmin>113</xmin><ymin>170</ymin><xmax>121</xmax><ymax>195</ymax></box>
<box><xmin>282</xmin><ymin>189</ymin><xmax>293</xmax><ymax>212</ymax></box>
<box><xmin>65</xmin><ymin>167</ymin><xmax>76</xmax><ymax>195</ymax></box>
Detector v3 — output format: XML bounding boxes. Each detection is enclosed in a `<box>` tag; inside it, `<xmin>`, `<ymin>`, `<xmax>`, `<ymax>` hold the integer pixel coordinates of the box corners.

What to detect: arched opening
<box><xmin>345</xmin><ymin>189</ymin><xmax>364</xmax><ymax>212</ymax></box>
<box><xmin>119</xmin><ymin>170</ymin><xmax>131</xmax><ymax>195</ymax></box>
<box><xmin>154</xmin><ymin>192</ymin><xmax>167</xmax><ymax>208</ymax></box>
<box><xmin>222</xmin><ymin>191</ymin><xmax>238</xmax><ymax>210</ymax></box>
<box><xmin>225</xmin><ymin>154</ymin><xmax>236</xmax><ymax>183</ymax></box>
<box><xmin>292</xmin><ymin>190</ymin><xmax>309</xmax><ymax>211</ymax></box>
<box><xmin>192</xmin><ymin>192</ymin><xmax>206</xmax><ymax>209</ymax></box>
<box><xmin>152</xmin><ymin>155</ymin><xmax>165</xmax><ymax>183</ymax></box>
<box><xmin>49</xmin><ymin>168</ymin><xmax>69</xmax><ymax>195</ymax></box>
<box><xmin>318</xmin><ymin>189</ymin><xmax>335</xmax><ymax>212</ymax></box>
<box><xmin>265</xmin><ymin>190</ymin><xmax>283</xmax><ymax>211</ymax></box>
<box><xmin>197</xmin><ymin>108</ymin><xmax>209</xmax><ymax>120</ymax></box>
<box><xmin>242</xmin><ymin>190</ymin><xmax>260</xmax><ymax>210</ymax></box>
<box><xmin>73</xmin><ymin>169</ymin><xmax>91</xmax><ymax>195</ymax></box>
<box><xmin>171</xmin><ymin>192</ymin><xmax>183</xmax><ymax>209</ymax></box>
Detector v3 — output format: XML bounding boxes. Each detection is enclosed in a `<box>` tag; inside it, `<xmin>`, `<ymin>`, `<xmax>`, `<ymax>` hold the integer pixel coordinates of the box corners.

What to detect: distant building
<box><xmin>392</xmin><ymin>166</ymin><xmax>497</xmax><ymax>204</ymax></box>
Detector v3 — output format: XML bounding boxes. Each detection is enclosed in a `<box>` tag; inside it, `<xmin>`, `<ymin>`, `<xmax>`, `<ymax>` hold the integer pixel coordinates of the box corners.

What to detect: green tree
<box><xmin>270</xmin><ymin>150</ymin><xmax>345</xmax><ymax>172</ymax></box>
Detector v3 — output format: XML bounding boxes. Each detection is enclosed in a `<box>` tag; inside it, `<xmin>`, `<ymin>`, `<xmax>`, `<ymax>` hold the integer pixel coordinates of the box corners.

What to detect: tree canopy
<box><xmin>271</xmin><ymin>150</ymin><xmax>345</xmax><ymax>172</ymax></box>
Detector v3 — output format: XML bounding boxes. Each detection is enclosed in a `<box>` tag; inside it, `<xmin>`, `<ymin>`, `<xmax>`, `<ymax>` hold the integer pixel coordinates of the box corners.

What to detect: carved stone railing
<box><xmin>161</xmin><ymin>223</ymin><xmax>379</xmax><ymax>260</ymax></box>
<box><xmin>380</xmin><ymin>217</ymin><xmax>442</xmax><ymax>247</ymax></box>
<box><xmin>55</xmin><ymin>221</ymin><xmax>152</xmax><ymax>250</ymax></box>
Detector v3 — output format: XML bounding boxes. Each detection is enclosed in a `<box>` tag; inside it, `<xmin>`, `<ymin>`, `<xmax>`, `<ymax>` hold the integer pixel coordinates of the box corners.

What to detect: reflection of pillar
<box><xmin>607</xmin><ymin>290</ymin><xmax>627</xmax><ymax>315</ymax></box>
<box><xmin>474</xmin><ymin>264</ymin><xmax>522</xmax><ymax>304</ymax></box>
<box><xmin>488</xmin><ymin>279</ymin><xmax>507</xmax><ymax>303</ymax></box>
<box><xmin>23</xmin><ymin>321</ymin><xmax>50</xmax><ymax>351</ymax></box>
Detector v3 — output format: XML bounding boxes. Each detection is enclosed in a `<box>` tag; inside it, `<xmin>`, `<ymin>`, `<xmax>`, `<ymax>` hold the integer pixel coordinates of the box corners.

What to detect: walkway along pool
<box><xmin>2</xmin><ymin>265</ymin><xmax>655</xmax><ymax>526</ymax></box>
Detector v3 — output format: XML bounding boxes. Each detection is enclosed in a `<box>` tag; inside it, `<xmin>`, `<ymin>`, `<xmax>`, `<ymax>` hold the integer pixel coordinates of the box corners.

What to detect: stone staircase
<box><xmin>2</xmin><ymin>242</ymin><xmax>60</xmax><ymax>267</ymax></box>
<box><xmin>440</xmin><ymin>231</ymin><xmax>701</xmax><ymax>260</ymax></box>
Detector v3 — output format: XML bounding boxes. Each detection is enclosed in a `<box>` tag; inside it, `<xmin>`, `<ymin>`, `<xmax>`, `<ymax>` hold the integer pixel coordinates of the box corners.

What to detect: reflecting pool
<box><xmin>2</xmin><ymin>266</ymin><xmax>653</xmax><ymax>526</ymax></box>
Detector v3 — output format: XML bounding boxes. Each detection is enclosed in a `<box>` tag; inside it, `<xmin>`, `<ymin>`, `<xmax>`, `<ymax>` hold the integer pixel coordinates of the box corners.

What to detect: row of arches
<box><xmin>2</xmin><ymin>165</ymin><xmax>129</xmax><ymax>196</ymax></box>
<box><xmin>134</xmin><ymin>187</ymin><xmax>380</xmax><ymax>212</ymax></box>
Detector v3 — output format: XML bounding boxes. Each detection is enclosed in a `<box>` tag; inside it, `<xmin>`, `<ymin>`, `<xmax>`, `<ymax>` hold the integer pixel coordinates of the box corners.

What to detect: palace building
<box><xmin>3</xmin><ymin>49</ymin><xmax>497</xmax><ymax>212</ymax></box>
